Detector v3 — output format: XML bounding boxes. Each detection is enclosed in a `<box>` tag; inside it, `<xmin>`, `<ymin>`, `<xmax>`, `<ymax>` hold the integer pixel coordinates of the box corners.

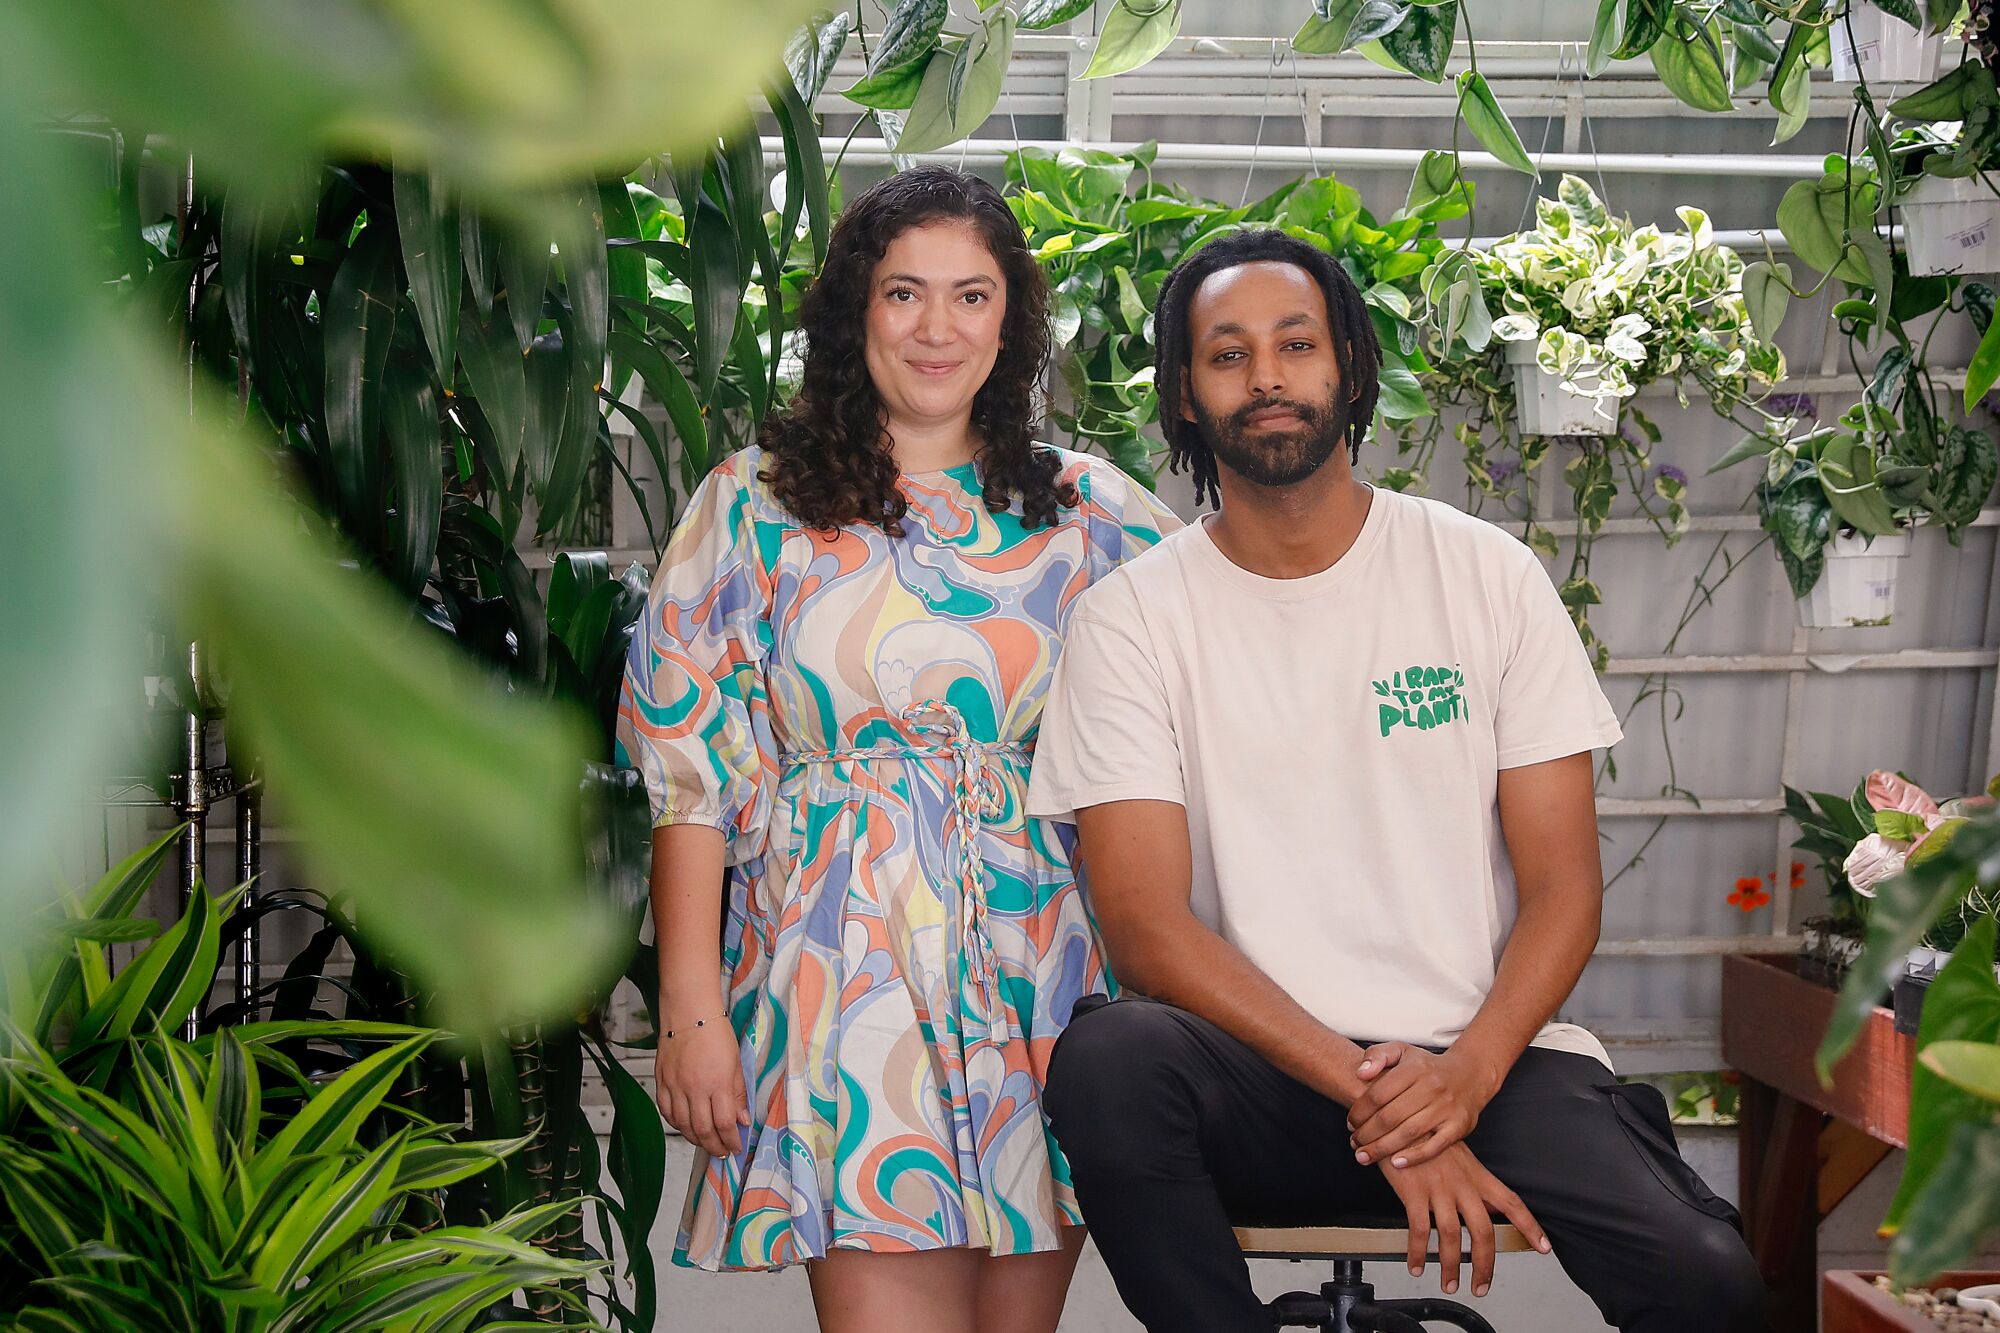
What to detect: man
<box><xmin>1026</xmin><ymin>228</ymin><xmax>1765</xmax><ymax>1332</ymax></box>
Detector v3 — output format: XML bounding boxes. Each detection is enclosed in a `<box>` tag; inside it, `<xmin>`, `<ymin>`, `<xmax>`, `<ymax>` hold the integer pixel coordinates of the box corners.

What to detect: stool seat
<box><xmin>1233</xmin><ymin>1219</ymin><xmax>1532</xmax><ymax>1263</ymax></box>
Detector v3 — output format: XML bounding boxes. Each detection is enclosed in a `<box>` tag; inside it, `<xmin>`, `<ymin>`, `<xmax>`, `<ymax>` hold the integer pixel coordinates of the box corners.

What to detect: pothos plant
<box><xmin>1391</xmin><ymin>174</ymin><xmax>1786</xmax><ymax>667</ymax></box>
<box><xmin>797</xmin><ymin>0</ymin><xmax>1545</xmax><ymax>199</ymax></box>
<box><xmin>1001</xmin><ymin>140</ymin><xmax>1468</xmax><ymax>482</ymax></box>
<box><xmin>1721</xmin><ymin>56</ymin><xmax>2000</xmax><ymax>599</ymax></box>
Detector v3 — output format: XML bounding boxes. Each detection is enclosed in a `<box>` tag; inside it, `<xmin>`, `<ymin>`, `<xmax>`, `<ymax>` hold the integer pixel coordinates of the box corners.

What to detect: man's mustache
<box><xmin>1228</xmin><ymin>397</ymin><xmax>1328</xmax><ymax>431</ymax></box>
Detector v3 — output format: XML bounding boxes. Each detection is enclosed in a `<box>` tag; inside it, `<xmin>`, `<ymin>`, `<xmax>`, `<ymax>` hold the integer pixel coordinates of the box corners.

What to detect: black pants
<box><xmin>1044</xmin><ymin>996</ymin><xmax>1768</xmax><ymax>1333</ymax></box>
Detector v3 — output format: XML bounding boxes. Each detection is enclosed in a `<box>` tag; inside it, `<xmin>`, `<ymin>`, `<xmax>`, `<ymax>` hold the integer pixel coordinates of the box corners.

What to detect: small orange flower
<box><xmin>1729</xmin><ymin>876</ymin><xmax>1772</xmax><ymax>912</ymax></box>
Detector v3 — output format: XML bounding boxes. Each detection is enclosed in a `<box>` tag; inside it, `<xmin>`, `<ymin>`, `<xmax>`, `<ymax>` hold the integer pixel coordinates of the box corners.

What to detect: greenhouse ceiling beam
<box><xmin>782</xmin><ymin>136</ymin><xmax>1834</xmax><ymax>179</ymax></box>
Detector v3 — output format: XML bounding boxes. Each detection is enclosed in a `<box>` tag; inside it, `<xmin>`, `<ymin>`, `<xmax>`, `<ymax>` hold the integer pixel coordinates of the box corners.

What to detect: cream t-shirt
<box><xmin>1027</xmin><ymin>487</ymin><xmax>1622</xmax><ymax>1067</ymax></box>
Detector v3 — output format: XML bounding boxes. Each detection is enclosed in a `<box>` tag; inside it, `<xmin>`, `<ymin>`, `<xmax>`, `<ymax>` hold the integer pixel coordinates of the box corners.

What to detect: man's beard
<box><xmin>1191</xmin><ymin>390</ymin><xmax>1349</xmax><ymax>490</ymax></box>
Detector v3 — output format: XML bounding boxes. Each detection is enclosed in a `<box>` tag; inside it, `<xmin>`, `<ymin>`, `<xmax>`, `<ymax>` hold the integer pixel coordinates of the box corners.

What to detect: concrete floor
<box><xmin>639</xmin><ymin>1134</ymin><xmax>1725</xmax><ymax>1332</ymax></box>
<box><xmin>625</xmin><ymin>1129</ymin><xmax>2000</xmax><ymax>1331</ymax></box>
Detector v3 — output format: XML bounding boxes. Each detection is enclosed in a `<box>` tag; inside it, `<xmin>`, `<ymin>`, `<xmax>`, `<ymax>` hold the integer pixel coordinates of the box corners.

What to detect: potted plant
<box><xmin>1817</xmin><ymin>806</ymin><xmax>2000</xmax><ymax>1327</ymax></box>
<box><xmin>1500</xmin><ymin>331</ymin><xmax>1624</xmax><ymax>436</ymax></box>
<box><xmin>1786</xmin><ymin>769</ymin><xmax>2000</xmax><ymax>995</ymax></box>
<box><xmin>0</xmin><ymin>834</ymin><xmax>609</xmax><ymax>1328</ymax></box>
<box><xmin>1712</xmin><ymin>371</ymin><xmax>1992</xmax><ymax>630</ymax></box>
<box><xmin>1735</xmin><ymin>89</ymin><xmax>2000</xmax><ymax>623</ymax></box>
<box><xmin>1882</xmin><ymin>61</ymin><xmax>2000</xmax><ymax>275</ymax></box>
<box><xmin>1474</xmin><ymin>177</ymin><xmax>1785</xmax><ymax>429</ymax></box>
<box><xmin>1395</xmin><ymin>174</ymin><xmax>1785</xmax><ymax>664</ymax></box>
<box><xmin>1719</xmin><ymin>396</ymin><xmax>1921</xmax><ymax>626</ymax></box>
<box><xmin>1831</xmin><ymin>0</ymin><xmax>1943</xmax><ymax>85</ymax></box>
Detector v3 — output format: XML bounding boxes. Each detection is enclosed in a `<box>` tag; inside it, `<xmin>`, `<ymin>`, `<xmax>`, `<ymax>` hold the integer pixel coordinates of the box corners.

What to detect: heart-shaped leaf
<box><xmin>1083</xmin><ymin>0</ymin><xmax>1183</xmax><ymax>79</ymax></box>
<box><xmin>1456</xmin><ymin>70</ymin><xmax>1535</xmax><ymax>175</ymax></box>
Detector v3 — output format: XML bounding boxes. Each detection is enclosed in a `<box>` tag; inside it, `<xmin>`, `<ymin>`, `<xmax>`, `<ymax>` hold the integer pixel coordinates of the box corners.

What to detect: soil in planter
<box><xmin>1801</xmin><ymin>915</ymin><xmax>1865</xmax><ymax>988</ymax></box>
<box><xmin>1872</xmin><ymin>1278</ymin><xmax>2000</xmax><ymax>1330</ymax></box>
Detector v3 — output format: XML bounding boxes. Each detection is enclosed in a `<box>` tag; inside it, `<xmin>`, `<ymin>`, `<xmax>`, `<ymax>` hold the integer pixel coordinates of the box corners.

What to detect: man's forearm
<box><xmin>1109</xmin><ymin>913</ymin><xmax>1373</xmax><ymax>1106</ymax></box>
<box><xmin>1449</xmin><ymin>888</ymin><xmax>1599</xmax><ymax>1093</ymax></box>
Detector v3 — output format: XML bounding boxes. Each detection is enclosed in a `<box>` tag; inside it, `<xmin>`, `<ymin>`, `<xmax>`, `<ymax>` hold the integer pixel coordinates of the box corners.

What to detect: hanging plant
<box><xmin>1728</xmin><ymin>55</ymin><xmax>2000</xmax><ymax>612</ymax></box>
<box><xmin>1393</xmin><ymin>174</ymin><xmax>1784</xmax><ymax>665</ymax></box>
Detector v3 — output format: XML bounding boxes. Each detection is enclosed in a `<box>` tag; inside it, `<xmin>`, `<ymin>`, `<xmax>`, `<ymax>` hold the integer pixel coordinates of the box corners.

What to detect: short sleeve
<box><xmin>1494</xmin><ymin>554</ymin><xmax>1624</xmax><ymax>770</ymax></box>
<box><xmin>614</xmin><ymin>459</ymin><xmax>776</xmax><ymax>864</ymax></box>
<box><xmin>1077</xmin><ymin>457</ymin><xmax>1184</xmax><ymax>577</ymax></box>
<box><xmin>1027</xmin><ymin>593</ymin><xmax>1185</xmax><ymax>823</ymax></box>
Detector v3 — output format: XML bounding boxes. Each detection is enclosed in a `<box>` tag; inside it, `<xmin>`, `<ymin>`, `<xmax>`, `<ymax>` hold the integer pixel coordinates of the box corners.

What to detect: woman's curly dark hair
<box><xmin>759</xmin><ymin>166</ymin><xmax>1073</xmax><ymax>533</ymax></box>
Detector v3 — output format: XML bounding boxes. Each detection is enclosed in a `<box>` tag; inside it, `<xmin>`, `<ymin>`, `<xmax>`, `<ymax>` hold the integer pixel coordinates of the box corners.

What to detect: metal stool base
<box><xmin>1267</xmin><ymin>1259</ymin><xmax>1497</xmax><ymax>1333</ymax></box>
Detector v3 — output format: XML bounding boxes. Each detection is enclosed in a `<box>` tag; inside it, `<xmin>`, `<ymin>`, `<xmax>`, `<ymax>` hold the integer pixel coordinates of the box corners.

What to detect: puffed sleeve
<box><xmin>614</xmin><ymin>457</ymin><xmax>776</xmax><ymax>866</ymax></box>
<box><xmin>1077</xmin><ymin>455</ymin><xmax>1184</xmax><ymax>577</ymax></box>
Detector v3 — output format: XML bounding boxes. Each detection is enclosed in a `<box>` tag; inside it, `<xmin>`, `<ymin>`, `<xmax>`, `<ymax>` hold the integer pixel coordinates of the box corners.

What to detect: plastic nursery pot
<box><xmin>1829</xmin><ymin>1</ymin><xmax>1942</xmax><ymax>83</ymax></box>
<box><xmin>1900</xmin><ymin>174</ymin><xmax>2000</xmax><ymax>276</ymax></box>
<box><xmin>1503</xmin><ymin>341</ymin><xmax>1619</xmax><ymax>437</ymax></box>
<box><xmin>1798</xmin><ymin>530</ymin><xmax>1912</xmax><ymax>629</ymax></box>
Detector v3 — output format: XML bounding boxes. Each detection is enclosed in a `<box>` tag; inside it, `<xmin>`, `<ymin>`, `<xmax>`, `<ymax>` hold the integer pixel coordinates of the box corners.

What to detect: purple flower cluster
<box><xmin>1487</xmin><ymin>458</ymin><xmax>1520</xmax><ymax>485</ymax></box>
<box><xmin>1763</xmin><ymin>392</ymin><xmax>1819</xmax><ymax>419</ymax></box>
<box><xmin>1652</xmin><ymin>463</ymin><xmax>1689</xmax><ymax>489</ymax></box>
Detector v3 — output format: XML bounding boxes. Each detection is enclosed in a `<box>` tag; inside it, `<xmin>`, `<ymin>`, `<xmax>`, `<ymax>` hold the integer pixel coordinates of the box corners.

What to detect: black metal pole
<box><xmin>176</xmin><ymin>640</ymin><xmax>206</xmax><ymax>1041</ymax></box>
<box><xmin>236</xmin><ymin>782</ymin><xmax>260</xmax><ymax>1017</ymax></box>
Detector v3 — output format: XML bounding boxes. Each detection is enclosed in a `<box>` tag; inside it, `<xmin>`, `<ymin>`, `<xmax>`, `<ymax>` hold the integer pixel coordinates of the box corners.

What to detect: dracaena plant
<box><xmin>3</xmin><ymin>818</ymin><xmax>664</xmax><ymax>1331</ymax></box>
<box><xmin>1391</xmin><ymin>174</ymin><xmax>1785</xmax><ymax>666</ymax></box>
<box><xmin>0</xmin><ymin>1026</ymin><xmax>602</xmax><ymax>1332</ymax></box>
<box><xmin>0</xmin><ymin>831</ymin><xmax>606</xmax><ymax>1332</ymax></box>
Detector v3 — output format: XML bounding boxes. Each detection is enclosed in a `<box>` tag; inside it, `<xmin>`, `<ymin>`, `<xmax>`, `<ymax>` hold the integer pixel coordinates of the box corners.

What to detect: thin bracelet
<box><xmin>664</xmin><ymin>1016</ymin><xmax>726</xmax><ymax>1040</ymax></box>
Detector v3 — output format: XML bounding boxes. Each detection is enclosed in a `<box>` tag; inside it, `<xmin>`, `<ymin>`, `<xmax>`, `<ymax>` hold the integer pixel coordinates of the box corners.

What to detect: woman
<box><xmin>615</xmin><ymin>166</ymin><xmax>1180</xmax><ymax>1331</ymax></box>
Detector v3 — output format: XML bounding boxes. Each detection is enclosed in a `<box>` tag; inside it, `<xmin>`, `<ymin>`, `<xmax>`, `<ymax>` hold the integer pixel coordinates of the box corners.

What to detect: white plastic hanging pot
<box><xmin>1899</xmin><ymin>173</ymin><xmax>2000</xmax><ymax>275</ymax></box>
<box><xmin>1505</xmin><ymin>341</ymin><xmax>1619</xmax><ymax>436</ymax></box>
<box><xmin>1829</xmin><ymin>2</ymin><xmax>1941</xmax><ymax>83</ymax></box>
<box><xmin>1798</xmin><ymin>530</ymin><xmax>1910</xmax><ymax>628</ymax></box>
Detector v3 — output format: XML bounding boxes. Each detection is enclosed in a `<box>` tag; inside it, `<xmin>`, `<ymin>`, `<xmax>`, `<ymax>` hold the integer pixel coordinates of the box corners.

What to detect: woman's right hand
<box><xmin>655</xmin><ymin>1017</ymin><xmax>750</xmax><ymax>1159</ymax></box>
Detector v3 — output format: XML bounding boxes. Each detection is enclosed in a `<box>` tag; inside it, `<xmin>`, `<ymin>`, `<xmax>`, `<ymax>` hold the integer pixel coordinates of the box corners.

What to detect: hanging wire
<box><xmin>1240</xmin><ymin>39</ymin><xmax>1284</xmax><ymax>206</ymax></box>
<box><xmin>1288</xmin><ymin>39</ymin><xmax>1321</xmax><ymax>180</ymax></box>
<box><xmin>1517</xmin><ymin>41</ymin><xmax>1571</xmax><ymax>230</ymax></box>
<box><xmin>1510</xmin><ymin>39</ymin><xmax>1613</xmax><ymax>230</ymax></box>
<box><xmin>1578</xmin><ymin>40</ymin><xmax>1613</xmax><ymax>207</ymax></box>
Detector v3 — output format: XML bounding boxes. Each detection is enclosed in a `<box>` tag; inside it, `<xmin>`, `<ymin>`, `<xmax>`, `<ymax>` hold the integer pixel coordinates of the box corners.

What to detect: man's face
<box><xmin>1180</xmin><ymin>260</ymin><xmax>1350</xmax><ymax>489</ymax></box>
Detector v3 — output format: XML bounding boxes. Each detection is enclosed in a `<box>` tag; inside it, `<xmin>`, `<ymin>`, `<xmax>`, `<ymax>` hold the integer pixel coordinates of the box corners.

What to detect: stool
<box><xmin>1233</xmin><ymin>1218</ymin><xmax>1532</xmax><ymax>1332</ymax></box>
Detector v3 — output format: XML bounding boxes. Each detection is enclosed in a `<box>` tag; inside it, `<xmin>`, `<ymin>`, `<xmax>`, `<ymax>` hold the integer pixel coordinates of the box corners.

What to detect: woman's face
<box><xmin>863</xmin><ymin>220</ymin><xmax>1008</xmax><ymax>437</ymax></box>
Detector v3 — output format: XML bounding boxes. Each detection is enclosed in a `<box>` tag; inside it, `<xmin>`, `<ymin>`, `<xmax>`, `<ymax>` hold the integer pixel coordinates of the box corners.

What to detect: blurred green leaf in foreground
<box><xmin>0</xmin><ymin>0</ymin><xmax>821</xmax><ymax>1028</ymax></box>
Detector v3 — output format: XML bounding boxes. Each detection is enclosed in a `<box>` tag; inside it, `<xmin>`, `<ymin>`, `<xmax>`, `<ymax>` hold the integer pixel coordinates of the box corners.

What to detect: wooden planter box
<box><xmin>1824</xmin><ymin>1271</ymin><xmax>2000</xmax><ymax>1331</ymax></box>
<box><xmin>1722</xmin><ymin>953</ymin><xmax>1912</xmax><ymax>1147</ymax></box>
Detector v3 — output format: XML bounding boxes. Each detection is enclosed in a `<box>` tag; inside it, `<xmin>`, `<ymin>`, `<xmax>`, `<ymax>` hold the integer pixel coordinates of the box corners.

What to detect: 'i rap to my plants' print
<box><xmin>1373</xmin><ymin>664</ymin><xmax>1468</xmax><ymax>737</ymax></box>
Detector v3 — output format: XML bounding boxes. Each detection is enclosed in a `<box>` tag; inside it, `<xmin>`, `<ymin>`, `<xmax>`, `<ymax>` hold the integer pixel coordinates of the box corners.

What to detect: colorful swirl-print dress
<box><xmin>615</xmin><ymin>443</ymin><xmax>1180</xmax><ymax>1271</ymax></box>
